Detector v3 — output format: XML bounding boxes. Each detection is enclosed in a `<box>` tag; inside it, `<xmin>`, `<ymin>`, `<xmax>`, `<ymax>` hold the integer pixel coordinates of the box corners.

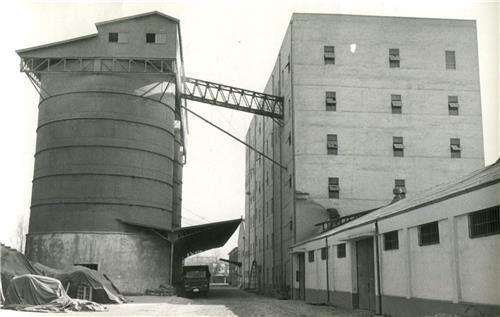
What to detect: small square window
<box><xmin>393</xmin><ymin>136</ymin><xmax>404</xmax><ymax>157</ymax></box>
<box><xmin>155</xmin><ymin>33</ymin><xmax>167</xmax><ymax>44</ymax></box>
<box><xmin>108</xmin><ymin>32</ymin><xmax>118</xmax><ymax>42</ymax></box>
<box><xmin>389</xmin><ymin>48</ymin><xmax>400</xmax><ymax>68</ymax></box>
<box><xmin>448</xmin><ymin>96</ymin><xmax>459</xmax><ymax>115</ymax></box>
<box><xmin>308</xmin><ymin>250</ymin><xmax>315</xmax><ymax>262</ymax></box>
<box><xmin>324</xmin><ymin>46</ymin><xmax>335</xmax><ymax>64</ymax></box>
<box><xmin>391</xmin><ymin>94</ymin><xmax>402</xmax><ymax>114</ymax></box>
<box><xmin>419</xmin><ymin>221</ymin><xmax>440</xmax><ymax>246</ymax></box>
<box><xmin>326</xmin><ymin>91</ymin><xmax>337</xmax><ymax>111</ymax></box>
<box><xmin>394</xmin><ymin>179</ymin><xmax>406</xmax><ymax>198</ymax></box>
<box><xmin>337</xmin><ymin>244</ymin><xmax>346</xmax><ymax>258</ymax></box>
<box><xmin>446</xmin><ymin>51</ymin><xmax>456</xmax><ymax>69</ymax></box>
<box><xmin>327</xmin><ymin>134</ymin><xmax>338</xmax><ymax>155</ymax></box>
<box><xmin>146</xmin><ymin>33</ymin><xmax>156</xmax><ymax>43</ymax></box>
<box><xmin>321</xmin><ymin>247</ymin><xmax>328</xmax><ymax>260</ymax></box>
<box><xmin>469</xmin><ymin>206</ymin><xmax>500</xmax><ymax>238</ymax></box>
<box><xmin>384</xmin><ymin>230</ymin><xmax>399</xmax><ymax>250</ymax></box>
<box><xmin>450</xmin><ymin>138</ymin><xmax>461</xmax><ymax>158</ymax></box>
<box><xmin>328</xmin><ymin>177</ymin><xmax>339</xmax><ymax>199</ymax></box>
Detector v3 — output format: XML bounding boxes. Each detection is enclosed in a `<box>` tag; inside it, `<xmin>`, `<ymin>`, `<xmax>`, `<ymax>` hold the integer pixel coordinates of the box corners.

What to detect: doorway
<box><xmin>297</xmin><ymin>253</ymin><xmax>305</xmax><ymax>300</ymax></box>
<box><xmin>356</xmin><ymin>238</ymin><xmax>376</xmax><ymax>311</ymax></box>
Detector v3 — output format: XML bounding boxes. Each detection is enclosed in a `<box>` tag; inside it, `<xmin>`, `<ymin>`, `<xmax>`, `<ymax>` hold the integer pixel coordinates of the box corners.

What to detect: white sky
<box><xmin>0</xmin><ymin>0</ymin><xmax>498</xmax><ymax>259</ymax></box>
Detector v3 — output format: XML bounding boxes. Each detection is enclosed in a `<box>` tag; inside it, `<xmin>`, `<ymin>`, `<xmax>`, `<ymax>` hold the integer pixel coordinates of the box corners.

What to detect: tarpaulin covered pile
<box><xmin>2</xmin><ymin>274</ymin><xmax>106</xmax><ymax>312</ymax></box>
<box><xmin>0</xmin><ymin>243</ymin><xmax>40</xmax><ymax>299</ymax></box>
<box><xmin>33</xmin><ymin>262</ymin><xmax>125</xmax><ymax>304</ymax></box>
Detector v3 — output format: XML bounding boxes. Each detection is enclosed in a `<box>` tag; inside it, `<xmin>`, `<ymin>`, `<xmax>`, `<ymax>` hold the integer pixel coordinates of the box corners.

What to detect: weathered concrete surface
<box><xmin>25</xmin><ymin>232</ymin><xmax>171</xmax><ymax>294</ymax></box>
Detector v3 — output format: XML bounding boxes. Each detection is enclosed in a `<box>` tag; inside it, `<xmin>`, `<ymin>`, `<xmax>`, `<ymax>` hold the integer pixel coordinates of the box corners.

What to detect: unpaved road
<box><xmin>1</xmin><ymin>286</ymin><xmax>373</xmax><ymax>317</ymax></box>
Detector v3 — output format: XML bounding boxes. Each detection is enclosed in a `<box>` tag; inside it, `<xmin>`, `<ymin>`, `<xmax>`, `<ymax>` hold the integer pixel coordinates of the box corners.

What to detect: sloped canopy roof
<box><xmin>95</xmin><ymin>11</ymin><xmax>179</xmax><ymax>26</ymax></box>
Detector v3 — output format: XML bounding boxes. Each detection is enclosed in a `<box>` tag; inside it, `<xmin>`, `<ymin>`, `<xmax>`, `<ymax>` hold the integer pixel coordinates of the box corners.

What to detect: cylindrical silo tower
<box><xmin>17</xmin><ymin>11</ymin><xmax>186</xmax><ymax>294</ymax></box>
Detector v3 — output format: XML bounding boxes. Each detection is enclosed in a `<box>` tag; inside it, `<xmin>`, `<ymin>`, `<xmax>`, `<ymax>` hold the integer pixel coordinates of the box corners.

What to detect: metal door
<box><xmin>356</xmin><ymin>238</ymin><xmax>376</xmax><ymax>311</ymax></box>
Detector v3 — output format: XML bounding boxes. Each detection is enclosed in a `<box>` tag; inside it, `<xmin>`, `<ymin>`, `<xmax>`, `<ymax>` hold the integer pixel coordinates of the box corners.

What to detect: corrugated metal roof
<box><xmin>293</xmin><ymin>160</ymin><xmax>500</xmax><ymax>248</ymax></box>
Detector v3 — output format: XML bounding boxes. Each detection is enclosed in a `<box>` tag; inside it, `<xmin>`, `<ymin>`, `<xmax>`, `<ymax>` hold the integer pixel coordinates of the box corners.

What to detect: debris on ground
<box><xmin>145</xmin><ymin>284</ymin><xmax>176</xmax><ymax>296</ymax></box>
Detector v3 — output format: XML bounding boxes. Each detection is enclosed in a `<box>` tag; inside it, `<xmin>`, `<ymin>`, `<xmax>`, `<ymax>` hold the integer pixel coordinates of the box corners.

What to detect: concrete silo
<box><xmin>17</xmin><ymin>12</ymin><xmax>185</xmax><ymax>293</ymax></box>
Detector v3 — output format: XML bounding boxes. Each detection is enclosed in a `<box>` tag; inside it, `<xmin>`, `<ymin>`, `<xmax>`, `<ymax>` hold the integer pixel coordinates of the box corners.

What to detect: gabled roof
<box><xmin>293</xmin><ymin>159</ymin><xmax>500</xmax><ymax>248</ymax></box>
<box><xmin>95</xmin><ymin>11</ymin><xmax>179</xmax><ymax>26</ymax></box>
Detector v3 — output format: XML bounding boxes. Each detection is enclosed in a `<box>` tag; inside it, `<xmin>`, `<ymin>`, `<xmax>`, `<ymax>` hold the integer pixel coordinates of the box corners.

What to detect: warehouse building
<box><xmin>17</xmin><ymin>11</ymin><xmax>241</xmax><ymax>294</ymax></box>
<box><xmin>291</xmin><ymin>160</ymin><xmax>500</xmax><ymax>316</ymax></box>
<box><xmin>240</xmin><ymin>13</ymin><xmax>485</xmax><ymax>296</ymax></box>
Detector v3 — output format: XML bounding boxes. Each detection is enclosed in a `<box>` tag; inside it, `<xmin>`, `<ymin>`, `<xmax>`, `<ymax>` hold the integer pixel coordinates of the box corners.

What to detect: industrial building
<box><xmin>291</xmin><ymin>160</ymin><xmax>500</xmax><ymax>316</ymax></box>
<box><xmin>240</xmin><ymin>13</ymin><xmax>485</xmax><ymax>297</ymax></box>
<box><xmin>17</xmin><ymin>12</ymin><xmax>246</xmax><ymax>294</ymax></box>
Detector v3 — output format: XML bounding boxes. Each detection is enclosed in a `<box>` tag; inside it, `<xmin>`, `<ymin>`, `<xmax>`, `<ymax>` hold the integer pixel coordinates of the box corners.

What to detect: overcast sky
<box><xmin>0</xmin><ymin>0</ymin><xmax>498</xmax><ymax>259</ymax></box>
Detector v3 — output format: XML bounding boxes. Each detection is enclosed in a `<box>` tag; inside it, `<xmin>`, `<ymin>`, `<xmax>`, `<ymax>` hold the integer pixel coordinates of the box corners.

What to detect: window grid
<box><xmin>469</xmin><ymin>206</ymin><xmax>500</xmax><ymax>238</ymax></box>
<box><xmin>446</xmin><ymin>50</ymin><xmax>456</xmax><ymax>69</ymax></box>
<box><xmin>108</xmin><ymin>32</ymin><xmax>118</xmax><ymax>42</ymax></box>
<box><xmin>419</xmin><ymin>221</ymin><xmax>440</xmax><ymax>246</ymax></box>
<box><xmin>450</xmin><ymin>138</ymin><xmax>461</xmax><ymax>158</ymax></box>
<box><xmin>389</xmin><ymin>48</ymin><xmax>400</xmax><ymax>68</ymax></box>
<box><xmin>324</xmin><ymin>46</ymin><xmax>335</xmax><ymax>64</ymax></box>
<box><xmin>326</xmin><ymin>91</ymin><xmax>337</xmax><ymax>111</ymax></box>
<box><xmin>394</xmin><ymin>179</ymin><xmax>406</xmax><ymax>198</ymax></box>
<box><xmin>393</xmin><ymin>136</ymin><xmax>404</xmax><ymax>157</ymax></box>
<box><xmin>448</xmin><ymin>95</ymin><xmax>459</xmax><ymax>115</ymax></box>
<box><xmin>321</xmin><ymin>247</ymin><xmax>328</xmax><ymax>260</ymax></box>
<box><xmin>328</xmin><ymin>177</ymin><xmax>339</xmax><ymax>199</ymax></box>
<box><xmin>391</xmin><ymin>94</ymin><xmax>402</xmax><ymax>114</ymax></box>
<box><xmin>384</xmin><ymin>230</ymin><xmax>399</xmax><ymax>250</ymax></box>
<box><xmin>327</xmin><ymin>134</ymin><xmax>338</xmax><ymax>155</ymax></box>
<box><xmin>308</xmin><ymin>250</ymin><xmax>315</xmax><ymax>262</ymax></box>
<box><xmin>337</xmin><ymin>244</ymin><xmax>346</xmax><ymax>258</ymax></box>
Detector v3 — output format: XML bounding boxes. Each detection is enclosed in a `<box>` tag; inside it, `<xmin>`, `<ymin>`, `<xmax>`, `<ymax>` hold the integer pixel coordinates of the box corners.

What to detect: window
<box><xmin>288</xmin><ymin>132</ymin><xmax>292</xmax><ymax>146</ymax></box>
<box><xmin>327</xmin><ymin>134</ymin><xmax>338</xmax><ymax>155</ymax></box>
<box><xmin>108</xmin><ymin>32</ymin><xmax>118</xmax><ymax>42</ymax></box>
<box><xmin>337</xmin><ymin>244</ymin><xmax>346</xmax><ymax>258</ymax></box>
<box><xmin>393</xmin><ymin>136</ymin><xmax>404</xmax><ymax>157</ymax></box>
<box><xmin>288</xmin><ymin>175</ymin><xmax>292</xmax><ymax>189</ymax></box>
<box><xmin>419</xmin><ymin>221</ymin><xmax>440</xmax><ymax>246</ymax></box>
<box><xmin>76</xmin><ymin>285</ymin><xmax>92</xmax><ymax>300</ymax></box>
<box><xmin>445</xmin><ymin>51</ymin><xmax>456</xmax><ymax>69</ymax></box>
<box><xmin>391</xmin><ymin>94</ymin><xmax>402</xmax><ymax>114</ymax></box>
<box><xmin>394</xmin><ymin>179</ymin><xmax>406</xmax><ymax>198</ymax></box>
<box><xmin>325</xmin><ymin>91</ymin><xmax>337</xmax><ymax>111</ymax></box>
<box><xmin>328</xmin><ymin>177</ymin><xmax>339</xmax><ymax>199</ymax></box>
<box><xmin>75</xmin><ymin>263</ymin><xmax>98</xmax><ymax>270</ymax></box>
<box><xmin>384</xmin><ymin>230</ymin><xmax>399</xmax><ymax>250</ymax></box>
<box><xmin>109</xmin><ymin>32</ymin><xmax>128</xmax><ymax>43</ymax></box>
<box><xmin>321</xmin><ymin>247</ymin><xmax>328</xmax><ymax>260</ymax></box>
<box><xmin>324</xmin><ymin>46</ymin><xmax>335</xmax><ymax>64</ymax></box>
<box><xmin>450</xmin><ymin>138</ymin><xmax>461</xmax><ymax>158</ymax></box>
<box><xmin>308</xmin><ymin>250</ymin><xmax>315</xmax><ymax>262</ymax></box>
<box><xmin>289</xmin><ymin>217</ymin><xmax>293</xmax><ymax>231</ymax></box>
<box><xmin>389</xmin><ymin>48</ymin><xmax>400</xmax><ymax>68</ymax></box>
<box><xmin>469</xmin><ymin>206</ymin><xmax>500</xmax><ymax>238</ymax></box>
<box><xmin>146</xmin><ymin>33</ymin><xmax>167</xmax><ymax>44</ymax></box>
<box><xmin>448</xmin><ymin>96</ymin><xmax>459</xmax><ymax>115</ymax></box>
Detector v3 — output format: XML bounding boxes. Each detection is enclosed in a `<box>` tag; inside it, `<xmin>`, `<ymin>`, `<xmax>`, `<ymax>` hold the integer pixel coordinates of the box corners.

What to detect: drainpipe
<box><xmin>325</xmin><ymin>237</ymin><xmax>330</xmax><ymax>304</ymax></box>
<box><xmin>375</xmin><ymin>220</ymin><xmax>382</xmax><ymax>315</ymax></box>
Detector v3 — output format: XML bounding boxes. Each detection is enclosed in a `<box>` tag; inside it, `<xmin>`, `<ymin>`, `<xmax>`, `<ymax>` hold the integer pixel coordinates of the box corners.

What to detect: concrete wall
<box><xmin>292</xmin><ymin>181</ymin><xmax>500</xmax><ymax>316</ymax></box>
<box><xmin>26</xmin><ymin>231</ymin><xmax>171</xmax><ymax>294</ymax></box>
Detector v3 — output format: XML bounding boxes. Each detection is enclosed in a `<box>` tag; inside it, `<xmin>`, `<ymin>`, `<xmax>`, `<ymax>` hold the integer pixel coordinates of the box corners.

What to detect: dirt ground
<box><xmin>0</xmin><ymin>286</ymin><xmax>373</xmax><ymax>317</ymax></box>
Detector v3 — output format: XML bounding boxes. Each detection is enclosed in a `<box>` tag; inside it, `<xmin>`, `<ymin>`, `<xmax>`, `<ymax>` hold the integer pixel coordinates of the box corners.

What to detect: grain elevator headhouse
<box><xmin>17</xmin><ymin>11</ymin><xmax>251</xmax><ymax>294</ymax></box>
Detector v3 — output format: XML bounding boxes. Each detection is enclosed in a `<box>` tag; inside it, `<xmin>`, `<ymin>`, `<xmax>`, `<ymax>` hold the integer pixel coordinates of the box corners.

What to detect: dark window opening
<box><xmin>326</xmin><ymin>91</ymin><xmax>337</xmax><ymax>111</ymax></box>
<box><xmin>108</xmin><ymin>32</ymin><xmax>118</xmax><ymax>42</ymax></box>
<box><xmin>321</xmin><ymin>247</ymin><xmax>328</xmax><ymax>260</ymax></box>
<box><xmin>394</xmin><ymin>179</ymin><xmax>406</xmax><ymax>198</ymax></box>
<box><xmin>308</xmin><ymin>250</ymin><xmax>315</xmax><ymax>262</ymax></box>
<box><xmin>469</xmin><ymin>206</ymin><xmax>500</xmax><ymax>238</ymax></box>
<box><xmin>76</xmin><ymin>285</ymin><xmax>92</xmax><ymax>300</ymax></box>
<box><xmin>384</xmin><ymin>230</ymin><xmax>399</xmax><ymax>250</ymax></box>
<box><xmin>389</xmin><ymin>48</ymin><xmax>400</xmax><ymax>68</ymax></box>
<box><xmin>324</xmin><ymin>46</ymin><xmax>335</xmax><ymax>64</ymax></box>
<box><xmin>146</xmin><ymin>33</ymin><xmax>156</xmax><ymax>43</ymax></box>
<box><xmin>446</xmin><ymin>50</ymin><xmax>456</xmax><ymax>69</ymax></box>
<box><xmin>337</xmin><ymin>243</ymin><xmax>346</xmax><ymax>258</ymax></box>
<box><xmin>419</xmin><ymin>221</ymin><xmax>440</xmax><ymax>246</ymax></box>
<box><xmin>391</xmin><ymin>94</ymin><xmax>402</xmax><ymax>114</ymax></box>
<box><xmin>448</xmin><ymin>95</ymin><xmax>459</xmax><ymax>116</ymax></box>
<box><xmin>450</xmin><ymin>138</ymin><xmax>461</xmax><ymax>158</ymax></box>
<box><xmin>75</xmin><ymin>263</ymin><xmax>98</xmax><ymax>271</ymax></box>
<box><xmin>393</xmin><ymin>136</ymin><xmax>404</xmax><ymax>157</ymax></box>
<box><xmin>327</xmin><ymin>134</ymin><xmax>338</xmax><ymax>155</ymax></box>
<box><xmin>328</xmin><ymin>177</ymin><xmax>339</xmax><ymax>199</ymax></box>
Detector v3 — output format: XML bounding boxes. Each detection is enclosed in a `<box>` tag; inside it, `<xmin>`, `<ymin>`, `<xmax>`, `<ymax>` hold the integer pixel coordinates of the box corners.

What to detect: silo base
<box><xmin>25</xmin><ymin>232</ymin><xmax>171</xmax><ymax>294</ymax></box>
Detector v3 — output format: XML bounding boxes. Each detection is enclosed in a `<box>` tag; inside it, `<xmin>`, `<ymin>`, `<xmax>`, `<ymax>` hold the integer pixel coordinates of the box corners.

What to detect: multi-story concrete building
<box><xmin>241</xmin><ymin>13</ymin><xmax>484</xmax><ymax>296</ymax></box>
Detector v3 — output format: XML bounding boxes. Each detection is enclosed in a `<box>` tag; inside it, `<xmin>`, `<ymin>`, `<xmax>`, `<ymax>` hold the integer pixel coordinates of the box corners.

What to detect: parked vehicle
<box><xmin>181</xmin><ymin>265</ymin><xmax>211</xmax><ymax>297</ymax></box>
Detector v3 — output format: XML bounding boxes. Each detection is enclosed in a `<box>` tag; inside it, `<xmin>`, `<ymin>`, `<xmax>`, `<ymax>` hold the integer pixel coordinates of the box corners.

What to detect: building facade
<box><xmin>291</xmin><ymin>160</ymin><xmax>500</xmax><ymax>316</ymax></box>
<box><xmin>241</xmin><ymin>13</ymin><xmax>485</xmax><ymax>296</ymax></box>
